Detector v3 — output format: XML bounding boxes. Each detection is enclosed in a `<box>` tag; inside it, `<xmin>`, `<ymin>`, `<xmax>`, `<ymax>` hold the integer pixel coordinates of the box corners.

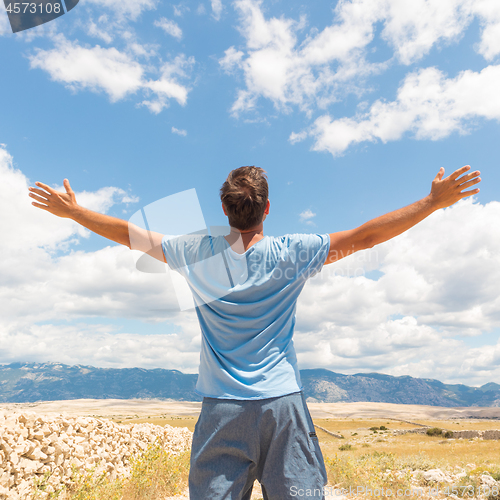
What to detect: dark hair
<box><xmin>220</xmin><ymin>166</ymin><xmax>269</xmax><ymax>230</ymax></box>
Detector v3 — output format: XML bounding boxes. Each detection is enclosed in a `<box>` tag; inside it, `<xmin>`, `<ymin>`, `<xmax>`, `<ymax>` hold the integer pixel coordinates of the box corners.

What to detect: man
<box><xmin>29</xmin><ymin>165</ymin><xmax>480</xmax><ymax>499</ymax></box>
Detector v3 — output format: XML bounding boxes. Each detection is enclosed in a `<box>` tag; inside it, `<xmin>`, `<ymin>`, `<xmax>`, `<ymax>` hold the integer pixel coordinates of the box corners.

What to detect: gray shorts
<box><xmin>189</xmin><ymin>391</ymin><xmax>328</xmax><ymax>499</ymax></box>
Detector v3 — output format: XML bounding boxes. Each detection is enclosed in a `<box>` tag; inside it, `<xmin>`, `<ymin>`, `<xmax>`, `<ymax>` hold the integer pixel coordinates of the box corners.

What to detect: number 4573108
<box><xmin>5</xmin><ymin>3</ymin><xmax>61</xmax><ymax>14</ymax></box>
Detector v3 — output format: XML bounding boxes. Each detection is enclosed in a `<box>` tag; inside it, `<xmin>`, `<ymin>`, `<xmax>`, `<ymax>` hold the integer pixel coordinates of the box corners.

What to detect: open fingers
<box><xmin>31</xmin><ymin>201</ymin><xmax>49</xmax><ymax>210</ymax></box>
<box><xmin>29</xmin><ymin>192</ymin><xmax>49</xmax><ymax>204</ymax></box>
<box><xmin>449</xmin><ymin>165</ymin><xmax>471</xmax><ymax>181</ymax></box>
<box><xmin>433</xmin><ymin>167</ymin><xmax>445</xmax><ymax>182</ymax></box>
<box><xmin>34</xmin><ymin>181</ymin><xmax>55</xmax><ymax>194</ymax></box>
<box><xmin>29</xmin><ymin>187</ymin><xmax>51</xmax><ymax>199</ymax></box>
<box><xmin>459</xmin><ymin>177</ymin><xmax>481</xmax><ymax>191</ymax></box>
<box><xmin>459</xmin><ymin>187</ymin><xmax>480</xmax><ymax>199</ymax></box>
<box><xmin>63</xmin><ymin>178</ymin><xmax>73</xmax><ymax>194</ymax></box>
<box><xmin>457</xmin><ymin>170</ymin><xmax>480</xmax><ymax>184</ymax></box>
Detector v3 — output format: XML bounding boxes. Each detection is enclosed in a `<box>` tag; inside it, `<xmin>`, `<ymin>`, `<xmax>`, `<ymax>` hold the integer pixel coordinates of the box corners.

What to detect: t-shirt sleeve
<box><xmin>288</xmin><ymin>233</ymin><xmax>330</xmax><ymax>280</ymax></box>
<box><xmin>162</xmin><ymin>235</ymin><xmax>185</xmax><ymax>275</ymax></box>
<box><xmin>162</xmin><ymin>234</ymin><xmax>215</xmax><ymax>278</ymax></box>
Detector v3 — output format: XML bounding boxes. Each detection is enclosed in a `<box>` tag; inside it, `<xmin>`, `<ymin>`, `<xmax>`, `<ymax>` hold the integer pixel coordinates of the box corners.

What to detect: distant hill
<box><xmin>300</xmin><ymin>369</ymin><xmax>500</xmax><ymax>407</ymax></box>
<box><xmin>0</xmin><ymin>362</ymin><xmax>199</xmax><ymax>402</ymax></box>
<box><xmin>1</xmin><ymin>362</ymin><xmax>499</xmax><ymax>406</ymax></box>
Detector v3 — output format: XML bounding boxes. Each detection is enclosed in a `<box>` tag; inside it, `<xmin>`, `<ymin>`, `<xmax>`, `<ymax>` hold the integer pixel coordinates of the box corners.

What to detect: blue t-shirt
<box><xmin>162</xmin><ymin>233</ymin><xmax>330</xmax><ymax>400</ymax></box>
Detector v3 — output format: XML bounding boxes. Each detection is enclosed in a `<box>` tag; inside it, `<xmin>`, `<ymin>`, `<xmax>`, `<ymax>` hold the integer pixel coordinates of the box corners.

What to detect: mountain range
<box><xmin>1</xmin><ymin>362</ymin><xmax>499</xmax><ymax>407</ymax></box>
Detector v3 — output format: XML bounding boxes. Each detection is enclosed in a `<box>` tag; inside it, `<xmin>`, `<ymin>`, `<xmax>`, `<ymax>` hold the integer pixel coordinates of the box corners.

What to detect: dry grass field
<box><xmin>2</xmin><ymin>400</ymin><xmax>499</xmax><ymax>499</ymax></box>
<box><xmin>97</xmin><ymin>414</ymin><xmax>500</xmax><ymax>500</ymax></box>
<box><xmin>109</xmin><ymin>416</ymin><xmax>198</xmax><ymax>433</ymax></box>
<box><xmin>105</xmin><ymin>414</ymin><xmax>500</xmax><ymax>470</ymax></box>
<box><xmin>312</xmin><ymin>417</ymin><xmax>500</xmax><ymax>465</ymax></box>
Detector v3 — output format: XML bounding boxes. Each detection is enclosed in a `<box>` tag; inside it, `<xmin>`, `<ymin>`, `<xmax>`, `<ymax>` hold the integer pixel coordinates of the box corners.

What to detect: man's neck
<box><xmin>224</xmin><ymin>225</ymin><xmax>264</xmax><ymax>253</ymax></box>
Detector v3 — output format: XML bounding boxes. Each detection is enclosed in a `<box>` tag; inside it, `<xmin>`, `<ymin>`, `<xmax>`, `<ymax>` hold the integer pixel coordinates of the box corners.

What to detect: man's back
<box><xmin>30</xmin><ymin>164</ymin><xmax>481</xmax><ymax>499</ymax></box>
<box><xmin>162</xmin><ymin>233</ymin><xmax>330</xmax><ymax>399</ymax></box>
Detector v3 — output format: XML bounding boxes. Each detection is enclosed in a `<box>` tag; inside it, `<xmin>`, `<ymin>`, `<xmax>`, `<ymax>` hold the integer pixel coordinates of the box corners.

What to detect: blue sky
<box><xmin>1</xmin><ymin>0</ymin><xmax>499</xmax><ymax>386</ymax></box>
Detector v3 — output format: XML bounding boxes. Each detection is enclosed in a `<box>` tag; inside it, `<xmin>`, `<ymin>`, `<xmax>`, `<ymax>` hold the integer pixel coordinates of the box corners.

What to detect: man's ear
<box><xmin>262</xmin><ymin>199</ymin><xmax>270</xmax><ymax>222</ymax></box>
<box><xmin>222</xmin><ymin>203</ymin><xmax>228</xmax><ymax>216</ymax></box>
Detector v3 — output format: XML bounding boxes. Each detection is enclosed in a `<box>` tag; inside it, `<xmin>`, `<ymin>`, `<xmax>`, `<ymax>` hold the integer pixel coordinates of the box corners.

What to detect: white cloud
<box><xmin>299</xmin><ymin>209</ymin><xmax>316</xmax><ymax>224</ymax></box>
<box><xmin>1</xmin><ymin>146</ymin><xmax>500</xmax><ymax>383</ymax></box>
<box><xmin>219</xmin><ymin>46</ymin><xmax>244</xmax><ymax>73</ymax></box>
<box><xmin>223</xmin><ymin>0</ymin><xmax>500</xmax><ymax>121</ymax></box>
<box><xmin>294</xmin><ymin>197</ymin><xmax>500</xmax><ymax>385</ymax></box>
<box><xmin>142</xmin><ymin>55</ymin><xmax>194</xmax><ymax>113</ymax></box>
<box><xmin>222</xmin><ymin>0</ymin><xmax>405</xmax><ymax>115</ymax></box>
<box><xmin>29</xmin><ymin>39</ymin><xmax>144</xmax><ymax>102</ymax></box>
<box><xmin>87</xmin><ymin>17</ymin><xmax>114</xmax><ymax>44</ymax></box>
<box><xmin>289</xmin><ymin>130</ymin><xmax>307</xmax><ymax>145</ymax></box>
<box><xmin>196</xmin><ymin>4</ymin><xmax>206</xmax><ymax>15</ymax></box>
<box><xmin>0</xmin><ymin>147</ymin><xmax>135</xmax><ymax>253</ymax></box>
<box><xmin>211</xmin><ymin>0</ymin><xmax>223</xmax><ymax>21</ymax></box>
<box><xmin>127</xmin><ymin>41</ymin><xmax>157</xmax><ymax>59</ymax></box>
<box><xmin>29</xmin><ymin>37</ymin><xmax>193</xmax><ymax>110</ymax></box>
<box><xmin>154</xmin><ymin>17</ymin><xmax>183</xmax><ymax>39</ymax></box>
<box><xmin>470</xmin><ymin>0</ymin><xmax>500</xmax><ymax>60</ymax></box>
<box><xmin>295</xmin><ymin>65</ymin><xmax>500</xmax><ymax>156</ymax></box>
<box><xmin>379</xmin><ymin>0</ymin><xmax>471</xmax><ymax>65</ymax></box>
<box><xmin>173</xmin><ymin>4</ymin><xmax>189</xmax><ymax>17</ymax></box>
<box><xmin>0</xmin><ymin>145</ymin><xmax>201</xmax><ymax>371</ymax></box>
<box><xmin>171</xmin><ymin>126</ymin><xmax>187</xmax><ymax>136</ymax></box>
<box><xmin>0</xmin><ymin>318</ymin><xmax>201</xmax><ymax>372</ymax></box>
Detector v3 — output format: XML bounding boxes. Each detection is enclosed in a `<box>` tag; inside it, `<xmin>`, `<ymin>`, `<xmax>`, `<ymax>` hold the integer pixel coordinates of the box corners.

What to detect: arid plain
<box><xmin>2</xmin><ymin>400</ymin><xmax>500</xmax><ymax>500</ymax></box>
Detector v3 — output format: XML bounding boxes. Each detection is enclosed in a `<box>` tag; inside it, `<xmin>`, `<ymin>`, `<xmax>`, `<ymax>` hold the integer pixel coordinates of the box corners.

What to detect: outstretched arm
<box><xmin>29</xmin><ymin>179</ymin><xmax>166</xmax><ymax>262</ymax></box>
<box><xmin>325</xmin><ymin>165</ymin><xmax>481</xmax><ymax>264</ymax></box>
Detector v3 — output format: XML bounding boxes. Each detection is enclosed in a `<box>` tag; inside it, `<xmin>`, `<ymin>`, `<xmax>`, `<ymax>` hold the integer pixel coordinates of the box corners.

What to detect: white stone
<box><xmin>0</xmin><ymin>412</ymin><xmax>192</xmax><ymax>498</ymax></box>
<box><xmin>0</xmin><ymin>472</ymin><xmax>11</xmax><ymax>488</ymax></box>
<box><xmin>31</xmin><ymin>430</ymin><xmax>44</xmax><ymax>441</ymax></box>
<box><xmin>9</xmin><ymin>452</ymin><xmax>19</xmax><ymax>466</ymax></box>
<box><xmin>480</xmin><ymin>475</ymin><xmax>499</xmax><ymax>488</ymax></box>
<box><xmin>423</xmin><ymin>469</ymin><xmax>453</xmax><ymax>483</ymax></box>
<box><xmin>26</xmin><ymin>448</ymin><xmax>47</xmax><ymax>461</ymax></box>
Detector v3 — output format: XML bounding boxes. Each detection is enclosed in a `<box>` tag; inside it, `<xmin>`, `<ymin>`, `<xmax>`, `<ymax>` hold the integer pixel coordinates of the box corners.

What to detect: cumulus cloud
<box><xmin>1</xmin><ymin>146</ymin><xmax>499</xmax><ymax>382</ymax></box>
<box><xmin>294</xmin><ymin>197</ymin><xmax>500</xmax><ymax>385</ymax></box>
<box><xmin>29</xmin><ymin>37</ymin><xmax>193</xmax><ymax>110</ymax></box>
<box><xmin>141</xmin><ymin>55</ymin><xmax>194</xmax><ymax>113</ymax></box>
<box><xmin>294</xmin><ymin>65</ymin><xmax>500</xmax><ymax>155</ymax></box>
<box><xmin>0</xmin><ymin>145</ymin><xmax>201</xmax><ymax>371</ymax></box>
<box><xmin>379</xmin><ymin>0</ymin><xmax>471</xmax><ymax>65</ymax></box>
<box><xmin>12</xmin><ymin>0</ymin><xmax>194</xmax><ymax>115</ymax></box>
<box><xmin>0</xmin><ymin>147</ymin><xmax>136</xmax><ymax>253</ymax></box>
<box><xmin>154</xmin><ymin>17</ymin><xmax>183</xmax><ymax>39</ymax></box>
<box><xmin>223</xmin><ymin>0</ymin><xmax>500</xmax><ymax>123</ymax></box>
<box><xmin>29</xmin><ymin>40</ymin><xmax>144</xmax><ymax>102</ymax></box>
<box><xmin>0</xmin><ymin>318</ymin><xmax>201</xmax><ymax>372</ymax></box>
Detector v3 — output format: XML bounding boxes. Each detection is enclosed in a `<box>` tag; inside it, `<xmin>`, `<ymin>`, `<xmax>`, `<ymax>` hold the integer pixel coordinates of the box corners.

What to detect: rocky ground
<box><xmin>0</xmin><ymin>412</ymin><xmax>191</xmax><ymax>500</ymax></box>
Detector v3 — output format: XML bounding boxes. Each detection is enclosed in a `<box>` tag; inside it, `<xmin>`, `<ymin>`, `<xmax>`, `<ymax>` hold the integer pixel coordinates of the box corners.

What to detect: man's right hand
<box><xmin>29</xmin><ymin>178</ymin><xmax>78</xmax><ymax>218</ymax></box>
<box><xmin>29</xmin><ymin>179</ymin><xmax>166</xmax><ymax>262</ymax></box>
